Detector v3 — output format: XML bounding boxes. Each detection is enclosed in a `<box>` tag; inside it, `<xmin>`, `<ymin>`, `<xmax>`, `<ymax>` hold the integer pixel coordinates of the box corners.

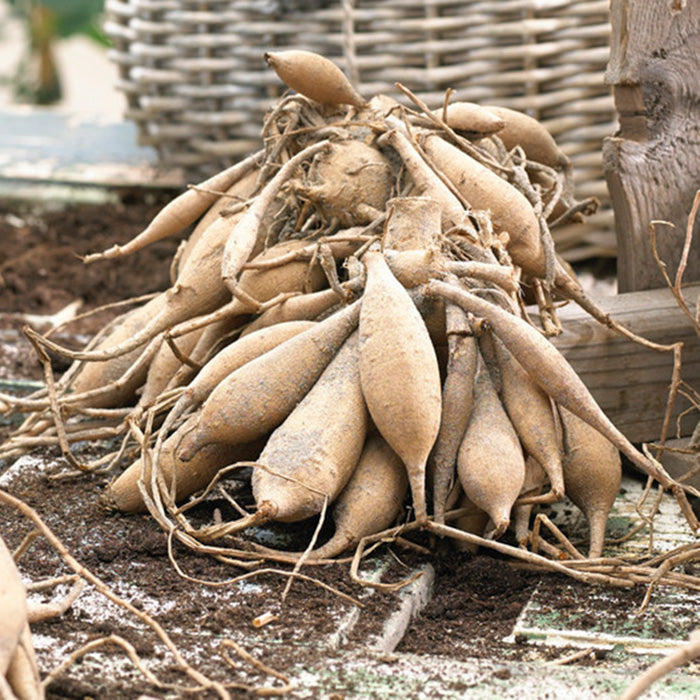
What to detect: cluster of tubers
<box><xmin>3</xmin><ymin>49</ymin><xmax>689</xmax><ymax>573</ymax></box>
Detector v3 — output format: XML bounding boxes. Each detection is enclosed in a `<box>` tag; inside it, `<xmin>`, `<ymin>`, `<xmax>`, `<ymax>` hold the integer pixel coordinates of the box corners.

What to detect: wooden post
<box><xmin>603</xmin><ymin>0</ymin><xmax>700</xmax><ymax>292</ymax></box>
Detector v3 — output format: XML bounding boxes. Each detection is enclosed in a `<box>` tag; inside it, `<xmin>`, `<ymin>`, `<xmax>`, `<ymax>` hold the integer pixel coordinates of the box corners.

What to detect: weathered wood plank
<box><xmin>550</xmin><ymin>283</ymin><xmax>700</xmax><ymax>443</ymax></box>
<box><xmin>603</xmin><ymin>0</ymin><xmax>700</xmax><ymax>292</ymax></box>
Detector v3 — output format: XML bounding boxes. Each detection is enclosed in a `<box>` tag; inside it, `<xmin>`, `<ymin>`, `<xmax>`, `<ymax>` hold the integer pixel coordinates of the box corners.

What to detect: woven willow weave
<box><xmin>106</xmin><ymin>0</ymin><xmax>617</xmax><ymax>259</ymax></box>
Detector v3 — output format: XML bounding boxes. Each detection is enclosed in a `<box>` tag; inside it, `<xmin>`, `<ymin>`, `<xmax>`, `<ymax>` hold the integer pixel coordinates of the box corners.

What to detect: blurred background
<box><xmin>0</xmin><ymin>0</ymin><xmax>618</xmax><ymax>267</ymax></box>
<box><xmin>0</xmin><ymin>0</ymin><xmax>123</xmax><ymax>116</ymax></box>
<box><xmin>0</xmin><ymin>0</ymin><xmax>175</xmax><ymax>194</ymax></box>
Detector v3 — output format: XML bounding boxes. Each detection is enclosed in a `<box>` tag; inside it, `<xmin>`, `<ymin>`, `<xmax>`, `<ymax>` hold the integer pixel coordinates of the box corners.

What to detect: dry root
<box><xmin>2</xmin><ymin>53</ymin><xmax>698</xmax><ymax>639</ymax></box>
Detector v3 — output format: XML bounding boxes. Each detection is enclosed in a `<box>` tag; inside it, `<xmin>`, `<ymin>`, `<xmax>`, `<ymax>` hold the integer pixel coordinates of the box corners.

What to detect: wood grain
<box><xmin>603</xmin><ymin>0</ymin><xmax>700</xmax><ymax>292</ymax></box>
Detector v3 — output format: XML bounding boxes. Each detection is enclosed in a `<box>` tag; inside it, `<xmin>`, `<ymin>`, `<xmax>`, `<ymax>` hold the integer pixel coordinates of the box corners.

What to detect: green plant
<box><xmin>7</xmin><ymin>0</ymin><xmax>106</xmax><ymax>104</ymax></box>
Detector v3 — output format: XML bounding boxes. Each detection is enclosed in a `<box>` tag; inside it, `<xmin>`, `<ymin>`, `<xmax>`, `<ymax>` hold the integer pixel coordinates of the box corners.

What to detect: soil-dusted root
<box><xmin>420</xmin><ymin>133</ymin><xmax>546</xmax><ymax>278</ymax></box>
<box><xmin>221</xmin><ymin>140</ymin><xmax>331</xmax><ymax>293</ymax></box>
<box><xmin>250</xmin><ymin>331</ymin><xmax>369</xmax><ymax>524</ymax></box>
<box><xmin>294</xmin><ymin>140</ymin><xmax>394</xmax><ymax>227</ymax></box>
<box><xmin>471</xmin><ymin>135</ymin><xmax>505</xmax><ymax>163</ymax></box>
<box><xmin>431</xmin><ymin>303</ymin><xmax>478</xmax><ymax>524</ymax></box>
<box><xmin>490</xmin><ymin>335</ymin><xmax>565</xmax><ymax>501</ymax></box>
<box><xmin>239</xmin><ymin>285</ymin><xmax>349</xmax><ymax>337</ymax></box>
<box><xmin>452</xmin><ymin>490</ymin><xmax>490</xmax><ymax>554</ymax></box>
<box><xmin>264</xmin><ymin>49</ymin><xmax>366</xmax><ymax>109</ymax></box>
<box><xmin>179</xmin><ymin>300</ymin><xmax>361</xmax><ymax>460</ymax></box>
<box><xmin>52</xmin><ymin>205</ymin><xmax>250</xmax><ymax>366</ymax></box>
<box><xmin>104</xmin><ymin>412</ymin><xmax>262</xmax><ymax>513</ymax></box>
<box><xmin>383</xmin><ymin>196</ymin><xmax>443</xmax><ymax>252</ymax></box>
<box><xmin>385</xmin><ymin>205</ymin><xmax>447</xmax><ymax>338</ymax></box>
<box><xmin>170</xmin><ymin>224</ymin><xmax>353</xmax><ymax>358</ymax></box>
<box><xmin>64</xmin><ymin>292</ymin><xmax>169</xmax><ymax>406</ymax></box>
<box><xmin>175</xmin><ymin>165</ymin><xmax>262</xmax><ymax>276</ymax></box>
<box><xmin>444</xmin><ymin>260</ymin><xmax>520</xmax><ymax>296</ymax></box>
<box><xmin>244</xmin><ymin>431</ymin><xmax>409</xmax><ymax>560</ymax></box>
<box><xmin>5</xmin><ymin>621</ymin><xmax>41</xmax><ymax>700</ymax></box>
<box><xmin>286</xmin><ymin>228</ymin><xmax>371</xmax><ymax>267</ymax></box>
<box><xmin>513</xmin><ymin>456</ymin><xmax>548</xmax><ymax>546</ymax></box>
<box><xmin>529</xmin><ymin>168</ymin><xmax>582</xmax><ymax>225</ymax></box>
<box><xmin>426</xmin><ymin>280</ymin><xmax>679</xmax><ymax>496</ymax></box>
<box><xmin>0</xmin><ymin>535</ymin><xmax>41</xmax><ymax>700</ymax></box>
<box><xmin>82</xmin><ymin>149</ymin><xmax>262</xmax><ymax>263</ymax></box>
<box><xmin>367</xmin><ymin>92</ymin><xmax>402</xmax><ymax>114</ymax></box>
<box><xmin>481</xmin><ymin>105</ymin><xmax>569</xmax><ymax>170</ymax></box>
<box><xmin>380</xmin><ymin>197</ymin><xmax>446</xmax><ymax>288</ymax></box>
<box><xmin>432</xmin><ymin>102</ymin><xmax>506</xmax><ymax>137</ymax></box>
<box><xmin>105</xmin><ymin>205</ymin><xmax>248</xmax><ymax>355</ymax></box>
<box><xmin>551</xmin><ymin>265</ymin><xmax>674</xmax><ymax>353</ymax></box>
<box><xmin>377</xmin><ymin>129</ymin><xmax>467</xmax><ymax>231</ymax></box>
<box><xmin>229</xmin><ymin>229</ymin><xmax>367</xmax><ymax>336</ymax></box>
<box><xmin>308</xmin><ymin>432</ymin><xmax>408</xmax><ymax>558</ymax></box>
<box><xmin>164</xmin><ymin>314</ymin><xmax>246</xmax><ymax>393</ymax></box>
<box><xmin>456</xmin><ymin>354</ymin><xmax>526</xmax><ymax>537</ymax></box>
<box><xmin>408</xmin><ymin>288</ymin><xmax>448</xmax><ymax>348</ymax></box>
<box><xmin>233</xmin><ymin>236</ymin><xmax>329</xmax><ymax>299</ymax></box>
<box><xmin>559</xmin><ymin>407</ymin><xmax>622</xmax><ymax>559</ymax></box>
<box><xmin>169</xmin><ymin>237</ymin><xmax>329</xmax><ymax>338</ymax></box>
<box><xmin>359</xmin><ymin>250</ymin><xmax>442</xmax><ymax>523</ymax></box>
<box><xmin>384</xmin><ymin>248</ymin><xmax>443</xmax><ymax>288</ymax></box>
<box><xmin>163</xmin><ymin>320</ymin><xmax>317</xmax><ymax>434</ymax></box>
<box><xmin>136</xmin><ymin>325</ymin><xmax>204</xmax><ymax>410</ymax></box>
<box><xmin>0</xmin><ymin>535</ymin><xmax>28</xmax><ymax>675</ymax></box>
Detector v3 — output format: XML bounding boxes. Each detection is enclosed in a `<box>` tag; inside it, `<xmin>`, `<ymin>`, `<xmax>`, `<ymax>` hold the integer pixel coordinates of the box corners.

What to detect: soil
<box><xmin>0</xmin><ymin>448</ymin><xmax>578</xmax><ymax>700</ymax></box>
<box><xmin>0</xmin><ymin>192</ymin><xmax>181</xmax><ymax>384</ymax></box>
<box><xmin>0</xmin><ymin>194</ymin><xmax>694</xmax><ymax>699</ymax></box>
<box><xmin>0</xmin><ymin>192</ymin><xmax>178</xmax><ymax>318</ymax></box>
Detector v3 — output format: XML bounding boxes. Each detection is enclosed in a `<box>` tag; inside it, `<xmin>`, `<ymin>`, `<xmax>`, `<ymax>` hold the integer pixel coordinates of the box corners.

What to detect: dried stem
<box><xmin>619</xmin><ymin>628</ymin><xmax>700</xmax><ymax>700</ymax></box>
<box><xmin>219</xmin><ymin>639</ymin><xmax>293</xmax><ymax>696</ymax></box>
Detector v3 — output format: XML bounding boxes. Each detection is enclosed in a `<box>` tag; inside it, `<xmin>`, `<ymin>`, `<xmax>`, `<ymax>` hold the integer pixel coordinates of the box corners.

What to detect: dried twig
<box><xmin>219</xmin><ymin>639</ymin><xmax>293</xmax><ymax>696</ymax></box>
<box><xmin>619</xmin><ymin>628</ymin><xmax>700</xmax><ymax>700</ymax></box>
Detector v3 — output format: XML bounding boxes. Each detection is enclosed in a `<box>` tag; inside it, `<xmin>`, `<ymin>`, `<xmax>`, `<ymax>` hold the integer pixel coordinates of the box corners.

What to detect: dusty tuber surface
<box><xmin>2</xmin><ymin>50</ymin><xmax>697</xmax><ymax>698</ymax></box>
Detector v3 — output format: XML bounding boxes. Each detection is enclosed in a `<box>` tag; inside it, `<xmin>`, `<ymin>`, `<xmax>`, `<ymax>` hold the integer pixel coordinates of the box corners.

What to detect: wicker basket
<box><xmin>105</xmin><ymin>0</ymin><xmax>617</xmax><ymax>260</ymax></box>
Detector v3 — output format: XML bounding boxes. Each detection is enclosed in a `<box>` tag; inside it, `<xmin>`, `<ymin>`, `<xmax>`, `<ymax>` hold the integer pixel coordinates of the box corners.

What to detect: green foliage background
<box><xmin>6</xmin><ymin>0</ymin><xmax>107</xmax><ymax>44</ymax></box>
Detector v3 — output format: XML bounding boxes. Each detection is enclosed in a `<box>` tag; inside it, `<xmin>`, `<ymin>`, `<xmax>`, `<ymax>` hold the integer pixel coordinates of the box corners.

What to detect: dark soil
<box><xmin>0</xmin><ymin>194</ymin><xmax>680</xmax><ymax>698</ymax></box>
<box><xmin>1</xmin><ymin>449</ymin><xmax>570</xmax><ymax>699</ymax></box>
<box><xmin>0</xmin><ymin>192</ymin><xmax>180</xmax><ymax>385</ymax></box>
<box><xmin>0</xmin><ymin>192</ymin><xmax>178</xmax><ymax>319</ymax></box>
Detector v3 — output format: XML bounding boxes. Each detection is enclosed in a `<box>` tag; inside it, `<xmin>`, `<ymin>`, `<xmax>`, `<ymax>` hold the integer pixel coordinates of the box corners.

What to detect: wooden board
<box><xmin>603</xmin><ymin>0</ymin><xmax>700</xmax><ymax>292</ymax></box>
<box><xmin>549</xmin><ymin>283</ymin><xmax>700</xmax><ymax>443</ymax></box>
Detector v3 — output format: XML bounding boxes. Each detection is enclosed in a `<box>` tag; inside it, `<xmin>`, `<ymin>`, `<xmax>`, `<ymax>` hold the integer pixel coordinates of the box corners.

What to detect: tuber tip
<box><xmin>81</xmin><ymin>244</ymin><xmax>122</xmax><ymax>264</ymax></box>
<box><xmin>177</xmin><ymin>442</ymin><xmax>196</xmax><ymax>462</ymax></box>
<box><xmin>176</xmin><ymin>419</ymin><xmax>202</xmax><ymax>463</ymax></box>
<box><xmin>491</xmin><ymin>518</ymin><xmax>510</xmax><ymax>539</ymax></box>
<box><xmin>98</xmin><ymin>488</ymin><xmax>119</xmax><ymax>512</ymax></box>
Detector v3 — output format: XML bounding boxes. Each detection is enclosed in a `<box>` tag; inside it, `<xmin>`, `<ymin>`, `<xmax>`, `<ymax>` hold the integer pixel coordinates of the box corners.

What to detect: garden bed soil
<box><xmin>1</xmin><ymin>449</ymin><xmax>633</xmax><ymax>699</ymax></box>
<box><xmin>0</xmin><ymin>194</ymin><xmax>696</xmax><ymax>698</ymax></box>
<box><xmin>0</xmin><ymin>193</ymin><xmax>178</xmax><ymax>319</ymax></box>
